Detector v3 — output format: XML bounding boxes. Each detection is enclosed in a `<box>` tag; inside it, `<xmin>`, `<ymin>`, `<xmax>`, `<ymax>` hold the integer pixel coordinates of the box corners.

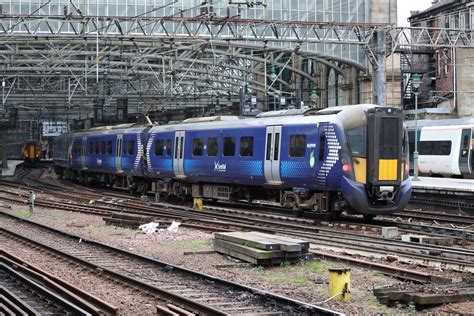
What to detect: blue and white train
<box><xmin>53</xmin><ymin>104</ymin><xmax>412</xmax><ymax>219</ymax></box>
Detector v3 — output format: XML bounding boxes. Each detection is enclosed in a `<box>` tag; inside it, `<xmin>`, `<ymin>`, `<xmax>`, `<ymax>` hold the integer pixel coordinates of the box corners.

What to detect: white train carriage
<box><xmin>418</xmin><ymin>125</ymin><xmax>473</xmax><ymax>177</ymax></box>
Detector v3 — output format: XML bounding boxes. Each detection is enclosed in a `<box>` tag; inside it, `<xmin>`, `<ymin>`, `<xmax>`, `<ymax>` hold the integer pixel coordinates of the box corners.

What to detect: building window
<box><xmin>289</xmin><ymin>134</ymin><xmax>307</xmax><ymax>157</ymax></box>
<box><xmin>223</xmin><ymin>137</ymin><xmax>235</xmax><ymax>156</ymax></box>
<box><xmin>193</xmin><ymin>138</ymin><xmax>204</xmax><ymax>156</ymax></box>
<box><xmin>155</xmin><ymin>139</ymin><xmax>164</xmax><ymax>156</ymax></box>
<box><xmin>240</xmin><ymin>136</ymin><xmax>254</xmax><ymax>157</ymax></box>
<box><xmin>207</xmin><ymin>137</ymin><xmax>218</xmax><ymax>156</ymax></box>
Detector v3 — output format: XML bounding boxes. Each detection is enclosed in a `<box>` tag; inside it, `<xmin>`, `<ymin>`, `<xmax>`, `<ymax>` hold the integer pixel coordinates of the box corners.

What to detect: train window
<box><xmin>128</xmin><ymin>140</ymin><xmax>135</xmax><ymax>155</ymax></box>
<box><xmin>166</xmin><ymin>139</ymin><xmax>172</xmax><ymax>156</ymax></box>
<box><xmin>274</xmin><ymin>133</ymin><xmax>280</xmax><ymax>161</ymax></box>
<box><xmin>101</xmin><ymin>141</ymin><xmax>106</xmax><ymax>155</ymax></box>
<box><xmin>240</xmin><ymin>137</ymin><xmax>254</xmax><ymax>157</ymax></box>
<box><xmin>123</xmin><ymin>141</ymin><xmax>127</xmax><ymax>155</ymax></box>
<box><xmin>419</xmin><ymin>141</ymin><xmax>451</xmax><ymax>155</ymax></box>
<box><xmin>207</xmin><ymin>138</ymin><xmax>218</xmax><ymax>156</ymax></box>
<box><xmin>193</xmin><ymin>138</ymin><xmax>204</xmax><ymax>156</ymax></box>
<box><xmin>346</xmin><ymin>126</ymin><xmax>366</xmax><ymax>156</ymax></box>
<box><xmin>175</xmin><ymin>137</ymin><xmax>179</xmax><ymax>158</ymax></box>
<box><xmin>223</xmin><ymin>137</ymin><xmax>235</xmax><ymax>156</ymax></box>
<box><xmin>266</xmin><ymin>133</ymin><xmax>272</xmax><ymax>160</ymax></box>
<box><xmin>155</xmin><ymin>139</ymin><xmax>164</xmax><ymax>156</ymax></box>
<box><xmin>107</xmin><ymin>141</ymin><xmax>113</xmax><ymax>155</ymax></box>
<box><xmin>89</xmin><ymin>142</ymin><xmax>94</xmax><ymax>155</ymax></box>
<box><xmin>179</xmin><ymin>137</ymin><xmax>184</xmax><ymax>159</ymax></box>
<box><xmin>289</xmin><ymin>134</ymin><xmax>306</xmax><ymax>158</ymax></box>
<box><xmin>319</xmin><ymin>132</ymin><xmax>326</xmax><ymax>161</ymax></box>
<box><xmin>95</xmin><ymin>142</ymin><xmax>100</xmax><ymax>155</ymax></box>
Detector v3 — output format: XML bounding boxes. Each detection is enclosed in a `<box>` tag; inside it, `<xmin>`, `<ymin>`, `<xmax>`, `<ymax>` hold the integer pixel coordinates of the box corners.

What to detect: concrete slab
<box><xmin>411</xmin><ymin>176</ymin><xmax>474</xmax><ymax>193</ymax></box>
<box><xmin>0</xmin><ymin>160</ymin><xmax>23</xmax><ymax>177</ymax></box>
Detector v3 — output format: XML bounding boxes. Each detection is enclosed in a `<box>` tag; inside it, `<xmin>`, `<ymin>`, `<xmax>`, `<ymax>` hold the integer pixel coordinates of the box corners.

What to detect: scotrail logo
<box><xmin>214</xmin><ymin>162</ymin><xmax>227</xmax><ymax>172</ymax></box>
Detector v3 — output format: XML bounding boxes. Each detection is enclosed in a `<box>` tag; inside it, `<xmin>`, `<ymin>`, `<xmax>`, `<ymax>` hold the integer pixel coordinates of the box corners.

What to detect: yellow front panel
<box><xmin>378</xmin><ymin>159</ymin><xmax>398</xmax><ymax>181</ymax></box>
<box><xmin>29</xmin><ymin>144</ymin><xmax>35</xmax><ymax>159</ymax></box>
<box><xmin>352</xmin><ymin>157</ymin><xmax>366</xmax><ymax>184</ymax></box>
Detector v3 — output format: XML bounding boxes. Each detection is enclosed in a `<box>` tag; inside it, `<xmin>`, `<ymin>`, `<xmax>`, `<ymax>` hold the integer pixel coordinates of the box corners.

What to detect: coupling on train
<box><xmin>53</xmin><ymin>104</ymin><xmax>412</xmax><ymax>219</ymax></box>
<box><xmin>406</xmin><ymin>118</ymin><xmax>474</xmax><ymax>178</ymax></box>
<box><xmin>22</xmin><ymin>140</ymin><xmax>43</xmax><ymax>163</ymax></box>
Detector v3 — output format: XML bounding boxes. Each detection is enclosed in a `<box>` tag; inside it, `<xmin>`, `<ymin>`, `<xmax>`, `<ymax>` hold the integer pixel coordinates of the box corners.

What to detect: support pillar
<box><xmin>319</xmin><ymin>64</ymin><xmax>328</xmax><ymax>108</ymax></box>
<box><xmin>372</xmin><ymin>28</ymin><xmax>386</xmax><ymax>106</ymax></box>
<box><xmin>0</xmin><ymin>128</ymin><xmax>7</xmax><ymax>169</ymax></box>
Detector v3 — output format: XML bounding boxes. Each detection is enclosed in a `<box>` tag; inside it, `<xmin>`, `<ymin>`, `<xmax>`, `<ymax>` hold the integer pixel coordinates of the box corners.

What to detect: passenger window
<box><xmin>240</xmin><ymin>136</ymin><xmax>254</xmax><ymax>157</ymax></box>
<box><xmin>128</xmin><ymin>140</ymin><xmax>135</xmax><ymax>155</ymax></box>
<box><xmin>123</xmin><ymin>141</ymin><xmax>127</xmax><ymax>155</ymax></box>
<box><xmin>193</xmin><ymin>138</ymin><xmax>204</xmax><ymax>156</ymax></box>
<box><xmin>289</xmin><ymin>134</ymin><xmax>306</xmax><ymax>158</ymax></box>
<box><xmin>319</xmin><ymin>132</ymin><xmax>326</xmax><ymax>161</ymax></box>
<box><xmin>89</xmin><ymin>142</ymin><xmax>94</xmax><ymax>155</ymax></box>
<box><xmin>155</xmin><ymin>139</ymin><xmax>164</xmax><ymax>156</ymax></box>
<box><xmin>95</xmin><ymin>142</ymin><xmax>100</xmax><ymax>155</ymax></box>
<box><xmin>179</xmin><ymin>137</ymin><xmax>184</xmax><ymax>159</ymax></box>
<box><xmin>207</xmin><ymin>137</ymin><xmax>218</xmax><ymax>156</ymax></box>
<box><xmin>101</xmin><ymin>141</ymin><xmax>106</xmax><ymax>155</ymax></box>
<box><xmin>223</xmin><ymin>137</ymin><xmax>235</xmax><ymax>156</ymax></box>
<box><xmin>107</xmin><ymin>141</ymin><xmax>113</xmax><ymax>155</ymax></box>
<box><xmin>166</xmin><ymin>139</ymin><xmax>172</xmax><ymax>156</ymax></box>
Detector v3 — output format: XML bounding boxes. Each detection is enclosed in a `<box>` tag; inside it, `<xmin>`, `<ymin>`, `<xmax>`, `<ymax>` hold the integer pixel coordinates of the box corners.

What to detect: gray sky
<box><xmin>397</xmin><ymin>0</ymin><xmax>434</xmax><ymax>26</ymax></box>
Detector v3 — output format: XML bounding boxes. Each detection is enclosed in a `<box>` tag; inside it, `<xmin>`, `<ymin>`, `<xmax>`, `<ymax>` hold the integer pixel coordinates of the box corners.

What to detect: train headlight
<box><xmin>342</xmin><ymin>164</ymin><xmax>352</xmax><ymax>173</ymax></box>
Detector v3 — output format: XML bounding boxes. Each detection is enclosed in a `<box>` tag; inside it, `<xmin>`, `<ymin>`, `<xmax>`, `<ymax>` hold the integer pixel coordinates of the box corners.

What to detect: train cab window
<box><xmin>107</xmin><ymin>141</ymin><xmax>113</xmax><ymax>155</ymax></box>
<box><xmin>419</xmin><ymin>140</ymin><xmax>451</xmax><ymax>155</ymax></box>
<box><xmin>289</xmin><ymin>134</ymin><xmax>306</xmax><ymax>158</ymax></box>
<box><xmin>155</xmin><ymin>139</ymin><xmax>164</xmax><ymax>156</ymax></box>
<box><xmin>101</xmin><ymin>141</ymin><xmax>106</xmax><ymax>155</ymax></box>
<box><xmin>223</xmin><ymin>137</ymin><xmax>235</xmax><ymax>156</ymax></box>
<box><xmin>95</xmin><ymin>142</ymin><xmax>100</xmax><ymax>155</ymax></box>
<box><xmin>240</xmin><ymin>136</ymin><xmax>254</xmax><ymax>157</ymax></box>
<box><xmin>193</xmin><ymin>138</ymin><xmax>204</xmax><ymax>156</ymax></box>
<box><xmin>89</xmin><ymin>142</ymin><xmax>94</xmax><ymax>155</ymax></box>
<box><xmin>207</xmin><ymin>137</ymin><xmax>218</xmax><ymax>156</ymax></box>
<box><xmin>166</xmin><ymin>139</ymin><xmax>172</xmax><ymax>156</ymax></box>
<box><xmin>128</xmin><ymin>140</ymin><xmax>135</xmax><ymax>155</ymax></box>
<box><xmin>346</xmin><ymin>126</ymin><xmax>366</xmax><ymax>156</ymax></box>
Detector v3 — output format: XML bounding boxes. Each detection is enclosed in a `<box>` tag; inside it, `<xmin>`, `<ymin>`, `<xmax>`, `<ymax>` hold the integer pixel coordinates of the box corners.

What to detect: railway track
<box><xmin>1</xmin><ymin>182</ymin><xmax>473</xmax><ymax>275</ymax></box>
<box><xmin>0</xmin><ymin>212</ymin><xmax>340</xmax><ymax>315</ymax></box>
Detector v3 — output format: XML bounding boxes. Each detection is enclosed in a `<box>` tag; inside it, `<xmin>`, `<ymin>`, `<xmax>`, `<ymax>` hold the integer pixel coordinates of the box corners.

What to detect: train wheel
<box><xmin>363</xmin><ymin>214</ymin><xmax>375</xmax><ymax>221</ymax></box>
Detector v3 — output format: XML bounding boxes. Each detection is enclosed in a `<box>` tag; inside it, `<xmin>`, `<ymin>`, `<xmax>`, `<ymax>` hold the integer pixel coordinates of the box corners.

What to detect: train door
<box><xmin>116</xmin><ymin>134</ymin><xmax>123</xmax><ymax>173</ymax></box>
<box><xmin>264</xmin><ymin>126</ymin><xmax>282</xmax><ymax>184</ymax></box>
<box><xmin>459</xmin><ymin>128</ymin><xmax>472</xmax><ymax>175</ymax></box>
<box><xmin>173</xmin><ymin>131</ymin><xmax>186</xmax><ymax>178</ymax></box>
<box><xmin>81</xmin><ymin>137</ymin><xmax>87</xmax><ymax>169</ymax></box>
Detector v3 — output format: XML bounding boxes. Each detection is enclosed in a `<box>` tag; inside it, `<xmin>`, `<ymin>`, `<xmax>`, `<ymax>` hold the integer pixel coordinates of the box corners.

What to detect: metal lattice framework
<box><xmin>1</xmin><ymin>12</ymin><xmax>474</xmax><ymax>117</ymax></box>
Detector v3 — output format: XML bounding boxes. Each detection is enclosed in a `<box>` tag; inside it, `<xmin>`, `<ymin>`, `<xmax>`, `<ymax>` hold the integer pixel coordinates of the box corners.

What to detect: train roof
<box><xmin>405</xmin><ymin>117</ymin><xmax>474</xmax><ymax>129</ymax></box>
<box><xmin>149</xmin><ymin>104</ymin><xmax>379</xmax><ymax>133</ymax></box>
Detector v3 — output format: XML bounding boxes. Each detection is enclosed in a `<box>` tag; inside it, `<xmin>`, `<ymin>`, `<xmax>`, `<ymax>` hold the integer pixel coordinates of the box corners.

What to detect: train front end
<box><xmin>339</xmin><ymin>106</ymin><xmax>411</xmax><ymax>217</ymax></box>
